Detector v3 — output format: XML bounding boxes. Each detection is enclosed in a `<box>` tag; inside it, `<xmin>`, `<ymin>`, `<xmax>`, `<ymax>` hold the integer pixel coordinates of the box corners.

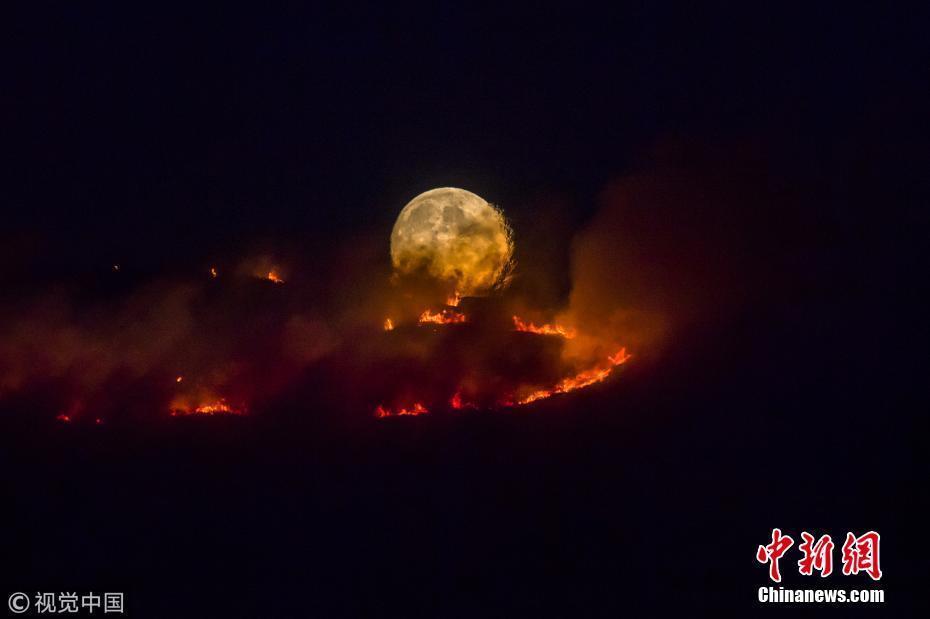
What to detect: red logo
<box><xmin>798</xmin><ymin>532</ymin><xmax>834</xmax><ymax>577</ymax></box>
<box><xmin>757</xmin><ymin>529</ymin><xmax>881</xmax><ymax>581</ymax></box>
<box><xmin>841</xmin><ymin>531</ymin><xmax>882</xmax><ymax>581</ymax></box>
<box><xmin>756</xmin><ymin>528</ymin><xmax>794</xmax><ymax>582</ymax></box>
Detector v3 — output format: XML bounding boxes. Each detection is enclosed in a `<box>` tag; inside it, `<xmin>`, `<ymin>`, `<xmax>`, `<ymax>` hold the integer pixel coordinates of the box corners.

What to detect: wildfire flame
<box><xmin>266</xmin><ymin>271</ymin><xmax>285</xmax><ymax>284</ymax></box>
<box><xmin>607</xmin><ymin>349</ymin><xmax>631</xmax><ymax>365</ymax></box>
<box><xmin>193</xmin><ymin>401</ymin><xmax>239</xmax><ymax>414</ymax></box>
<box><xmin>55</xmin><ymin>414</ymin><xmax>71</xmax><ymax>423</ymax></box>
<box><xmin>379</xmin><ymin>298</ymin><xmax>633</xmax><ymax>415</ymax></box>
<box><xmin>507</xmin><ymin>348</ymin><xmax>631</xmax><ymax>406</ymax></box>
<box><xmin>210</xmin><ymin>267</ymin><xmax>218</xmax><ymax>278</ymax></box>
<box><xmin>380</xmin><ymin>348</ymin><xmax>632</xmax><ymax>416</ymax></box>
<box><xmin>449</xmin><ymin>391</ymin><xmax>477</xmax><ymax>410</ymax></box>
<box><xmin>512</xmin><ymin>315</ymin><xmax>576</xmax><ymax>339</ymax></box>
<box><xmin>169</xmin><ymin>398</ymin><xmax>245</xmax><ymax>417</ymax></box>
<box><xmin>446</xmin><ymin>291</ymin><xmax>462</xmax><ymax>307</ymax></box>
<box><xmin>418</xmin><ymin>308</ymin><xmax>467</xmax><ymax>325</ymax></box>
<box><xmin>375</xmin><ymin>402</ymin><xmax>428</xmax><ymax>418</ymax></box>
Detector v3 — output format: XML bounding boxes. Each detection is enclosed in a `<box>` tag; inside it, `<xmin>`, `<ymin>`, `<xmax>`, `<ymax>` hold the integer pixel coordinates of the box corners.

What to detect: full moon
<box><xmin>390</xmin><ymin>187</ymin><xmax>513</xmax><ymax>297</ymax></box>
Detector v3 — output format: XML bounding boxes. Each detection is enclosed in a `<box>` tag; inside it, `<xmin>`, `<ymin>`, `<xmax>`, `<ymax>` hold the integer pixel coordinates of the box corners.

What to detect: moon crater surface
<box><xmin>390</xmin><ymin>187</ymin><xmax>513</xmax><ymax>296</ymax></box>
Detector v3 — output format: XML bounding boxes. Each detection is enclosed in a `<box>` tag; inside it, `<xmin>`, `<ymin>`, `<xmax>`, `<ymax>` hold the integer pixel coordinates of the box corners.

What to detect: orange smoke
<box><xmin>512</xmin><ymin>315</ymin><xmax>577</xmax><ymax>339</ymax></box>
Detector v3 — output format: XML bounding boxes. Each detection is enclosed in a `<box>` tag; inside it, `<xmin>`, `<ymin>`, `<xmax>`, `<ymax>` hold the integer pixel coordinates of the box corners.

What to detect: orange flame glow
<box><xmin>169</xmin><ymin>398</ymin><xmax>245</xmax><ymax>417</ymax></box>
<box><xmin>55</xmin><ymin>401</ymin><xmax>84</xmax><ymax>422</ymax></box>
<box><xmin>210</xmin><ymin>267</ymin><xmax>218</xmax><ymax>278</ymax></box>
<box><xmin>449</xmin><ymin>391</ymin><xmax>477</xmax><ymax>410</ymax></box>
<box><xmin>375</xmin><ymin>402</ymin><xmax>429</xmax><ymax>418</ymax></box>
<box><xmin>418</xmin><ymin>309</ymin><xmax>467</xmax><ymax>325</ymax></box>
<box><xmin>512</xmin><ymin>315</ymin><xmax>577</xmax><ymax>339</ymax></box>
<box><xmin>383</xmin><ymin>318</ymin><xmax>394</xmax><ymax>331</ymax></box>
<box><xmin>446</xmin><ymin>291</ymin><xmax>462</xmax><ymax>307</ymax></box>
<box><xmin>608</xmin><ymin>349</ymin><xmax>632</xmax><ymax>365</ymax></box>
<box><xmin>507</xmin><ymin>348</ymin><xmax>632</xmax><ymax>406</ymax></box>
<box><xmin>266</xmin><ymin>271</ymin><xmax>285</xmax><ymax>284</ymax></box>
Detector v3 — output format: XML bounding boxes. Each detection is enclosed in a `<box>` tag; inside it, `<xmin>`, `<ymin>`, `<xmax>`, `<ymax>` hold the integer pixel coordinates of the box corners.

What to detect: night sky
<box><xmin>2</xmin><ymin>3</ymin><xmax>924</xmax><ymax>616</ymax></box>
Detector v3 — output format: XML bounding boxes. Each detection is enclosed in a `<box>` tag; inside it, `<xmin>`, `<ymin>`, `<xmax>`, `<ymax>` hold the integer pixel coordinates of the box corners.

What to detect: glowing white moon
<box><xmin>390</xmin><ymin>187</ymin><xmax>513</xmax><ymax>297</ymax></box>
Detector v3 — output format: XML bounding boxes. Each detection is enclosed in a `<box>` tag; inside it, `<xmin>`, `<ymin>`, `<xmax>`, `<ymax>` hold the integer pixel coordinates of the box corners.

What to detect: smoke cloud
<box><xmin>1</xmin><ymin>139</ymin><xmax>783</xmax><ymax>422</ymax></box>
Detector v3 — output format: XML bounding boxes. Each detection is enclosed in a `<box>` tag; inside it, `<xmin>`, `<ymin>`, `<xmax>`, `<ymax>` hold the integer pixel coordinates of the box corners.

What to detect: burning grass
<box><xmin>418</xmin><ymin>308</ymin><xmax>467</xmax><ymax>325</ymax></box>
<box><xmin>512</xmin><ymin>315</ymin><xmax>577</xmax><ymax>339</ymax></box>
<box><xmin>374</xmin><ymin>301</ymin><xmax>632</xmax><ymax>417</ymax></box>
<box><xmin>169</xmin><ymin>397</ymin><xmax>246</xmax><ymax>417</ymax></box>
<box><xmin>503</xmin><ymin>348</ymin><xmax>631</xmax><ymax>406</ymax></box>
<box><xmin>375</xmin><ymin>402</ymin><xmax>429</xmax><ymax>418</ymax></box>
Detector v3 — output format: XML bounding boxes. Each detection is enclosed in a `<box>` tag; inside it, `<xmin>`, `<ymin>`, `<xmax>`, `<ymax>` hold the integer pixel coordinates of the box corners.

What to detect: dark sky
<box><xmin>2</xmin><ymin>3</ymin><xmax>921</xmax><ymax>282</ymax></box>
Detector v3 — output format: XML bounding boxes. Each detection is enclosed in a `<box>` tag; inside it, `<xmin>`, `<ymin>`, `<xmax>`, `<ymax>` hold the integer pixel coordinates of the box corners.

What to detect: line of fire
<box><xmin>374</xmin><ymin>294</ymin><xmax>631</xmax><ymax>418</ymax></box>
